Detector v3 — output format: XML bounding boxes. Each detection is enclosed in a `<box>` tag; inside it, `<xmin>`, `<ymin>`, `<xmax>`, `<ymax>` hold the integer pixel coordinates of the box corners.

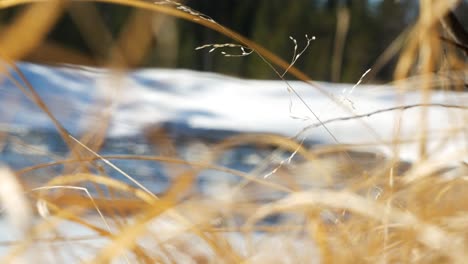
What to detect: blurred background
<box><xmin>1</xmin><ymin>0</ymin><xmax>467</xmax><ymax>82</ymax></box>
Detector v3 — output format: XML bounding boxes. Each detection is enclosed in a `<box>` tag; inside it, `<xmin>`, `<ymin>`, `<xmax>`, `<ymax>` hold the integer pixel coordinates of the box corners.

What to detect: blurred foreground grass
<box><xmin>0</xmin><ymin>0</ymin><xmax>467</xmax><ymax>263</ymax></box>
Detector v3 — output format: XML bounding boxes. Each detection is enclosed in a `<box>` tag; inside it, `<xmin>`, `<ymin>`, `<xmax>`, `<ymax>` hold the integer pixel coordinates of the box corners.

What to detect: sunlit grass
<box><xmin>0</xmin><ymin>0</ymin><xmax>467</xmax><ymax>263</ymax></box>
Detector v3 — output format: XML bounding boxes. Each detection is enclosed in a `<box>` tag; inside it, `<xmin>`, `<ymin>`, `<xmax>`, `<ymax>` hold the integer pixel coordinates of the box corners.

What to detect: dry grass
<box><xmin>0</xmin><ymin>0</ymin><xmax>467</xmax><ymax>263</ymax></box>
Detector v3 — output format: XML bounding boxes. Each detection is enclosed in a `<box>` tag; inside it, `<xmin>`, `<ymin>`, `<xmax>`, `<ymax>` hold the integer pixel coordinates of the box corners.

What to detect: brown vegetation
<box><xmin>0</xmin><ymin>0</ymin><xmax>467</xmax><ymax>263</ymax></box>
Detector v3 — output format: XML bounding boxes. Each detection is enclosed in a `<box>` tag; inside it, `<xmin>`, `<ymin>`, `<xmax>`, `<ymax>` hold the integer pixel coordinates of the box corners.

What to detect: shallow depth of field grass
<box><xmin>0</xmin><ymin>0</ymin><xmax>467</xmax><ymax>263</ymax></box>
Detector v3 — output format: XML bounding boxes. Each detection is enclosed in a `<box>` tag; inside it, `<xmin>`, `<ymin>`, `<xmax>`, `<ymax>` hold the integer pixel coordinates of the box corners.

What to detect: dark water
<box><xmin>1</xmin><ymin>122</ymin><xmax>299</xmax><ymax>198</ymax></box>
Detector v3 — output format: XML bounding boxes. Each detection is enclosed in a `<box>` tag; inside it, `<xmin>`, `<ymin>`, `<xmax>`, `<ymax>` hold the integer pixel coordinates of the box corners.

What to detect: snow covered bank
<box><xmin>1</xmin><ymin>62</ymin><xmax>466</xmax><ymax>163</ymax></box>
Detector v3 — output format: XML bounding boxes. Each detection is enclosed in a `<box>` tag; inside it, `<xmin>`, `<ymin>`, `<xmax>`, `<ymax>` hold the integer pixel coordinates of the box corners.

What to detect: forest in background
<box><xmin>0</xmin><ymin>0</ymin><xmax>467</xmax><ymax>82</ymax></box>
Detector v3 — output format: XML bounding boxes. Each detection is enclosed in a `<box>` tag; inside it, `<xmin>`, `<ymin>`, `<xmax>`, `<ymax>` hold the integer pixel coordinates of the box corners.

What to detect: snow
<box><xmin>1</xmin><ymin>62</ymin><xmax>466</xmax><ymax>162</ymax></box>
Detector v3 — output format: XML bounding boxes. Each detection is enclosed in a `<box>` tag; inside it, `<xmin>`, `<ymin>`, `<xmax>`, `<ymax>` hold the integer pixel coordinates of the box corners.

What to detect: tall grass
<box><xmin>0</xmin><ymin>0</ymin><xmax>467</xmax><ymax>263</ymax></box>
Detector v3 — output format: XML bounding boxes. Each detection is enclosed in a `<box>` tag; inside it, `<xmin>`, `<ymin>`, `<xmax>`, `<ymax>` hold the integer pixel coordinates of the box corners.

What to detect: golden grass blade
<box><xmin>395</xmin><ymin>0</ymin><xmax>461</xmax><ymax>82</ymax></box>
<box><xmin>163</xmin><ymin>169</ymin><xmax>198</xmax><ymax>204</ymax></box>
<box><xmin>17</xmin><ymin>155</ymin><xmax>294</xmax><ymax>193</ymax></box>
<box><xmin>245</xmin><ymin>190</ymin><xmax>468</xmax><ymax>263</ymax></box>
<box><xmin>87</xmin><ymin>199</ymin><xmax>172</xmax><ymax>263</ymax></box>
<box><xmin>213</xmin><ymin>133</ymin><xmax>315</xmax><ymax>161</ymax></box>
<box><xmin>43</xmin><ymin>194</ymin><xmax>146</xmax><ymax>215</ymax></box>
<box><xmin>69</xmin><ymin>135</ymin><xmax>160</xmax><ymax>201</ymax></box>
<box><xmin>0</xmin><ymin>0</ymin><xmax>65</xmax><ymax>61</ymax></box>
<box><xmin>331</xmin><ymin>6</ymin><xmax>350</xmax><ymax>82</ymax></box>
<box><xmin>27</xmin><ymin>41</ymin><xmax>97</xmax><ymax>66</ymax></box>
<box><xmin>110</xmin><ymin>9</ymin><xmax>155</xmax><ymax>67</ymax></box>
<box><xmin>32</xmin><ymin>185</ymin><xmax>112</xmax><ymax>233</ymax></box>
<box><xmin>45</xmin><ymin>173</ymin><xmax>157</xmax><ymax>204</ymax></box>
<box><xmin>66</xmin><ymin>2</ymin><xmax>116</xmax><ymax>63</ymax></box>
